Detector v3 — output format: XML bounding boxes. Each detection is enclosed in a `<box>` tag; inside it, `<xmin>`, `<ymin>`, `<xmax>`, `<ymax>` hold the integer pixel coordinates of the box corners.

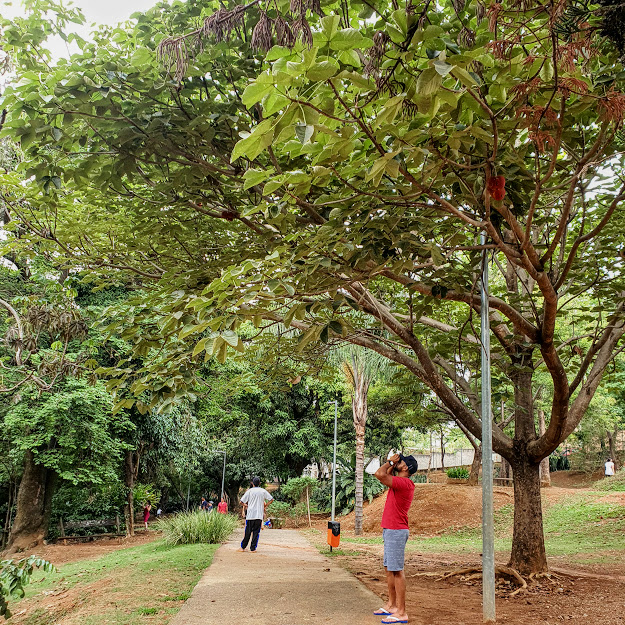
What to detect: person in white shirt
<box><xmin>605</xmin><ymin>458</ymin><xmax>616</xmax><ymax>477</ymax></box>
<box><xmin>238</xmin><ymin>477</ymin><xmax>273</xmax><ymax>552</ymax></box>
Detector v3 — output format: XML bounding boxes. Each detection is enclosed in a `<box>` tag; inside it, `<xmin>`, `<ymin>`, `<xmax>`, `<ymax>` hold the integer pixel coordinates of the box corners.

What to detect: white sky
<box><xmin>2</xmin><ymin>0</ymin><xmax>162</xmax><ymax>58</ymax></box>
<box><xmin>2</xmin><ymin>0</ymin><xmax>159</xmax><ymax>24</ymax></box>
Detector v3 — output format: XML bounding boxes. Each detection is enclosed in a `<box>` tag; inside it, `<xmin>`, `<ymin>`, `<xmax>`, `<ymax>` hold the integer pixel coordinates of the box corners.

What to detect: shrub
<box><xmin>280</xmin><ymin>476</ymin><xmax>318</xmax><ymax>502</ymax></box>
<box><xmin>446</xmin><ymin>467</ymin><xmax>470</xmax><ymax>479</ymax></box>
<box><xmin>1</xmin><ymin>556</ymin><xmax>55</xmax><ymax>618</ymax></box>
<box><xmin>157</xmin><ymin>511</ymin><xmax>237</xmax><ymax>546</ymax></box>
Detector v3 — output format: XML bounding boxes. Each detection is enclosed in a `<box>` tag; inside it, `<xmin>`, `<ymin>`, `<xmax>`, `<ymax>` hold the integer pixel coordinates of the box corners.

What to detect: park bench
<box><xmin>56</xmin><ymin>514</ymin><xmax>147</xmax><ymax>543</ymax></box>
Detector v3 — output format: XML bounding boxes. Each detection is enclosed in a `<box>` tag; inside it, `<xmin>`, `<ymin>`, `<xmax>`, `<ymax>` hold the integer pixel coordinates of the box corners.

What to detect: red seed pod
<box><xmin>487</xmin><ymin>176</ymin><xmax>506</xmax><ymax>200</ymax></box>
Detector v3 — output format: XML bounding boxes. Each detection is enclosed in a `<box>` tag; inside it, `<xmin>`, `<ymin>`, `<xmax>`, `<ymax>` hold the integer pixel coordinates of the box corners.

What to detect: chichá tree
<box><xmin>2</xmin><ymin>0</ymin><xmax>625</xmax><ymax>574</ymax></box>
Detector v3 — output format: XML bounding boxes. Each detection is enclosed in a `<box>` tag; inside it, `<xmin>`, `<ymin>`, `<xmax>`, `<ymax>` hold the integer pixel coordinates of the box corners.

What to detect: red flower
<box><xmin>487</xmin><ymin>176</ymin><xmax>506</xmax><ymax>201</ymax></box>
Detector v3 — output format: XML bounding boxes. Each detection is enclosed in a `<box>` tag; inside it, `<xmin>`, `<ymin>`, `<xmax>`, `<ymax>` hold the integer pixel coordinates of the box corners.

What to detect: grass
<box><xmin>594</xmin><ymin>469</ymin><xmax>625</xmax><ymax>492</ymax></box>
<box><xmin>15</xmin><ymin>538</ymin><xmax>224</xmax><ymax>624</ymax></box>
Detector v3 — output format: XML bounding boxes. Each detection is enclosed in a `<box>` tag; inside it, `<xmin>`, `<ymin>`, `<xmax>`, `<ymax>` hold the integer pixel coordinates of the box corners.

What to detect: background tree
<box><xmin>3</xmin><ymin>0</ymin><xmax>625</xmax><ymax>576</ymax></box>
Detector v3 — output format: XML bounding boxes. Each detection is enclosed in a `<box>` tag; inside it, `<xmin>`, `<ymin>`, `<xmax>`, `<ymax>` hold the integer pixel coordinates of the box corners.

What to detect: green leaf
<box><xmin>242</xmin><ymin>82</ymin><xmax>274</xmax><ymax>108</ymax></box>
<box><xmin>306</xmin><ymin>61</ymin><xmax>339</xmax><ymax>82</ymax></box>
<box><xmin>295</xmin><ymin>124</ymin><xmax>314</xmax><ymax>144</ymax></box>
<box><xmin>243</xmin><ymin>168</ymin><xmax>273</xmax><ymax>190</ymax></box>
<box><xmin>416</xmin><ymin>68</ymin><xmax>442</xmax><ymax>95</ymax></box>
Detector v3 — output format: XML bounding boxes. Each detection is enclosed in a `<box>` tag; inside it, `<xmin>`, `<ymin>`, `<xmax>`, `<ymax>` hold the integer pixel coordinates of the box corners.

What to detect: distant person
<box><xmin>373</xmin><ymin>453</ymin><xmax>419</xmax><ymax>624</ymax></box>
<box><xmin>217</xmin><ymin>496</ymin><xmax>228</xmax><ymax>514</ymax></box>
<box><xmin>208</xmin><ymin>500</ymin><xmax>215</xmax><ymax>512</ymax></box>
<box><xmin>156</xmin><ymin>507</ymin><xmax>162</xmax><ymax>518</ymax></box>
<box><xmin>238</xmin><ymin>477</ymin><xmax>273</xmax><ymax>552</ymax></box>
<box><xmin>200</xmin><ymin>496</ymin><xmax>209</xmax><ymax>511</ymax></box>
<box><xmin>143</xmin><ymin>501</ymin><xmax>152</xmax><ymax>530</ymax></box>
<box><xmin>605</xmin><ymin>458</ymin><xmax>616</xmax><ymax>477</ymax></box>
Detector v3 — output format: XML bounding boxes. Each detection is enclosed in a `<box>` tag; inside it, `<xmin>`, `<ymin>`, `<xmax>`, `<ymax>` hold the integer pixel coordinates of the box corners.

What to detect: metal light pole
<box><xmin>480</xmin><ymin>231</ymin><xmax>496</xmax><ymax>624</ymax></box>
<box><xmin>216</xmin><ymin>451</ymin><xmax>226</xmax><ymax>500</ymax></box>
<box><xmin>329</xmin><ymin>400</ymin><xmax>338</xmax><ymax>522</ymax></box>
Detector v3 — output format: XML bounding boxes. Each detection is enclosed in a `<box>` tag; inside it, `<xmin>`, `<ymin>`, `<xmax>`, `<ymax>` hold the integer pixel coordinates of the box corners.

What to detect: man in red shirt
<box><xmin>373</xmin><ymin>453</ymin><xmax>418</xmax><ymax>624</ymax></box>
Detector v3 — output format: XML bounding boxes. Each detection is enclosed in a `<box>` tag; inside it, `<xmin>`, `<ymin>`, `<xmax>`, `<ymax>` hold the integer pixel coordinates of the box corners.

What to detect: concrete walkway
<box><xmin>170</xmin><ymin>528</ymin><xmax>385</xmax><ymax>625</ymax></box>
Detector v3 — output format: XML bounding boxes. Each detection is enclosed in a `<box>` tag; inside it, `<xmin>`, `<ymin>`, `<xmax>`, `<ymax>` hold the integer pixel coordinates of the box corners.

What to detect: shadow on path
<box><xmin>170</xmin><ymin>528</ymin><xmax>384</xmax><ymax>625</ymax></box>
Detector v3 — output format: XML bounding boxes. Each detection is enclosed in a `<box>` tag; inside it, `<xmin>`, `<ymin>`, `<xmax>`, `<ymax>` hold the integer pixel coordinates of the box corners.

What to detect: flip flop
<box><xmin>373</xmin><ymin>608</ymin><xmax>393</xmax><ymax>616</ymax></box>
<box><xmin>381</xmin><ymin>617</ymin><xmax>408</xmax><ymax>624</ymax></box>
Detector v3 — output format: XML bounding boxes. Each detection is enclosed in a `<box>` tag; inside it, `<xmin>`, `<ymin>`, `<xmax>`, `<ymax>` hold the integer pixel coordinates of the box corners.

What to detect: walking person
<box><xmin>143</xmin><ymin>501</ymin><xmax>152</xmax><ymax>530</ymax></box>
<box><xmin>217</xmin><ymin>495</ymin><xmax>228</xmax><ymax>514</ymax></box>
<box><xmin>605</xmin><ymin>458</ymin><xmax>616</xmax><ymax>477</ymax></box>
<box><xmin>200</xmin><ymin>496</ymin><xmax>209</xmax><ymax>511</ymax></box>
<box><xmin>373</xmin><ymin>453</ymin><xmax>419</xmax><ymax>624</ymax></box>
<box><xmin>238</xmin><ymin>477</ymin><xmax>273</xmax><ymax>552</ymax></box>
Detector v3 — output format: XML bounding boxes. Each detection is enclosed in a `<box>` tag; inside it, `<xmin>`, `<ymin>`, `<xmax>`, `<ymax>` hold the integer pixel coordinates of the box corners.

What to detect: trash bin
<box><xmin>327</xmin><ymin>521</ymin><xmax>340</xmax><ymax>548</ymax></box>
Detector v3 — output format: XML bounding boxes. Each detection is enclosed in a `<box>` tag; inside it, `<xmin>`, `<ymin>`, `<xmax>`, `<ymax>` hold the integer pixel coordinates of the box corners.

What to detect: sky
<box><xmin>2</xmin><ymin>0</ymin><xmax>162</xmax><ymax>57</ymax></box>
<box><xmin>3</xmin><ymin>0</ymin><xmax>159</xmax><ymax>24</ymax></box>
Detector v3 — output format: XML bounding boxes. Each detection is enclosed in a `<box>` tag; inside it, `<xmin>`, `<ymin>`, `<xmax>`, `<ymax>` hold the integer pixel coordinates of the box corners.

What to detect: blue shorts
<box><xmin>383</xmin><ymin>528</ymin><xmax>409</xmax><ymax>571</ymax></box>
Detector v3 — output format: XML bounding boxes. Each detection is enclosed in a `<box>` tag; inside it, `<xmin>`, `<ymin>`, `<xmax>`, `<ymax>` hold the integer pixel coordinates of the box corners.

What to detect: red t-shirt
<box><xmin>217</xmin><ymin>501</ymin><xmax>228</xmax><ymax>514</ymax></box>
<box><xmin>381</xmin><ymin>476</ymin><xmax>415</xmax><ymax>530</ymax></box>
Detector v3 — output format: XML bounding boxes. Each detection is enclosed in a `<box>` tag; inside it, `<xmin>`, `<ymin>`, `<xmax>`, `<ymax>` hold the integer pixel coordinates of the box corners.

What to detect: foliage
<box><xmin>0</xmin><ymin>556</ymin><xmax>55</xmax><ymax>619</ymax></box>
<box><xmin>1</xmin><ymin>380</ymin><xmax>132</xmax><ymax>485</ymax></box>
<box><xmin>594</xmin><ymin>469</ymin><xmax>625</xmax><ymax>492</ymax></box>
<box><xmin>3</xmin><ymin>0</ymin><xmax>625</xmax><ymax>573</ymax></box>
<box><xmin>279</xmin><ymin>476</ymin><xmax>318</xmax><ymax>502</ymax></box>
<box><xmin>315</xmin><ymin>457</ymin><xmax>385</xmax><ymax>515</ymax></box>
<box><xmin>157</xmin><ymin>510</ymin><xmax>238</xmax><ymax>546</ymax></box>
<box><xmin>549</xmin><ymin>453</ymin><xmax>571</xmax><ymax>473</ymax></box>
<box><xmin>446</xmin><ymin>467</ymin><xmax>470</xmax><ymax>479</ymax></box>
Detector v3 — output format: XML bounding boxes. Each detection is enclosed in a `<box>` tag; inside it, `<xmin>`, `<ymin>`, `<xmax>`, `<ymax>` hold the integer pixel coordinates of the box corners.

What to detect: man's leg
<box><xmin>385</xmin><ymin>567</ymin><xmax>398</xmax><ymax>612</ymax></box>
<box><xmin>240</xmin><ymin>520</ymin><xmax>252</xmax><ymax>550</ymax></box>
<box><xmin>250</xmin><ymin>519</ymin><xmax>262</xmax><ymax>551</ymax></box>
<box><xmin>392</xmin><ymin>570</ymin><xmax>407</xmax><ymax>616</ymax></box>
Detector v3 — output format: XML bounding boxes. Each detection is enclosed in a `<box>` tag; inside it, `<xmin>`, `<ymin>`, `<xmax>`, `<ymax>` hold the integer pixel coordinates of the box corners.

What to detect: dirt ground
<box><xmin>9</xmin><ymin>473</ymin><xmax>625</xmax><ymax>625</ymax></box>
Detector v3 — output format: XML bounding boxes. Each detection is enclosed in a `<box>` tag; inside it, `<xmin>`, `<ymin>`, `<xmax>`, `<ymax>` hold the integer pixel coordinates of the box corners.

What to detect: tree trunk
<box><xmin>607</xmin><ymin>428</ymin><xmax>619</xmax><ymax>471</ymax></box>
<box><xmin>7</xmin><ymin>451</ymin><xmax>57</xmax><ymax>552</ymax></box>
<box><xmin>468</xmin><ymin>444</ymin><xmax>482</xmax><ymax>486</ymax></box>
<box><xmin>538</xmin><ymin>409</ymin><xmax>551</xmax><ymax>487</ymax></box>
<box><xmin>353</xmin><ymin>378</ymin><xmax>368</xmax><ymax>536</ymax></box>
<box><xmin>440</xmin><ymin>426</ymin><xmax>445</xmax><ymax>470</ymax></box>
<box><xmin>508</xmin><ymin>453</ymin><xmax>548</xmax><ymax>574</ymax></box>
<box><xmin>123</xmin><ymin>449</ymin><xmax>135</xmax><ymax>537</ymax></box>
<box><xmin>500</xmin><ymin>457</ymin><xmax>512</xmax><ymax>480</ymax></box>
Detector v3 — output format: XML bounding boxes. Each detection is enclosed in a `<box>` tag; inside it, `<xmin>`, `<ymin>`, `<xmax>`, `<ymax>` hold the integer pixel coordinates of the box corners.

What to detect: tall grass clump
<box><xmin>595</xmin><ymin>468</ymin><xmax>625</xmax><ymax>492</ymax></box>
<box><xmin>158</xmin><ymin>511</ymin><xmax>238</xmax><ymax>546</ymax></box>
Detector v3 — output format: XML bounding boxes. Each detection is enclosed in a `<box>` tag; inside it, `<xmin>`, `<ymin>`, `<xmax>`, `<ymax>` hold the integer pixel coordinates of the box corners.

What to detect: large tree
<box><xmin>2</xmin><ymin>0</ymin><xmax>625</xmax><ymax>574</ymax></box>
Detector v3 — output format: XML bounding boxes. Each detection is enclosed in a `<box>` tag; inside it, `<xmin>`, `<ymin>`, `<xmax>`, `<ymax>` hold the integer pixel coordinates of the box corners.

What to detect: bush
<box><xmin>446</xmin><ymin>467</ymin><xmax>470</xmax><ymax>479</ymax></box>
<box><xmin>1</xmin><ymin>556</ymin><xmax>55</xmax><ymax>618</ymax></box>
<box><xmin>157</xmin><ymin>511</ymin><xmax>237</xmax><ymax>546</ymax></box>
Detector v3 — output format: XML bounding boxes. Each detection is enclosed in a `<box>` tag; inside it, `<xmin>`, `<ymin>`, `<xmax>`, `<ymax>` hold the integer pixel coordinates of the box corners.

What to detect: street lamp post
<box><xmin>328</xmin><ymin>400</ymin><xmax>338</xmax><ymax>522</ymax></box>
<box><xmin>480</xmin><ymin>231</ymin><xmax>496</xmax><ymax>624</ymax></box>
<box><xmin>215</xmin><ymin>451</ymin><xmax>226</xmax><ymax>500</ymax></box>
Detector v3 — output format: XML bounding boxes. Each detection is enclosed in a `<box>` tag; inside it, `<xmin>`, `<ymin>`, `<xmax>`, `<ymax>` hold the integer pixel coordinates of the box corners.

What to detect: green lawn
<box><xmin>15</xmin><ymin>539</ymin><xmax>219</xmax><ymax>625</ymax></box>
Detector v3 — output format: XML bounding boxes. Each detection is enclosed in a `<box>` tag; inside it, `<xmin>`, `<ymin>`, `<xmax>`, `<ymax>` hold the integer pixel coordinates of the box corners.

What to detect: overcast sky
<box><xmin>2</xmin><ymin>0</ymin><xmax>163</xmax><ymax>58</ymax></box>
<box><xmin>3</xmin><ymin>0</ymin><xmax>159</xmax><ymax>24</ymax></box>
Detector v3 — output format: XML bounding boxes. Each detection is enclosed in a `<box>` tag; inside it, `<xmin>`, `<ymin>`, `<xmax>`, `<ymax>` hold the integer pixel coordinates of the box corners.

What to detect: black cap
<box><xmin>399</xmin><ymin>454</ymin><xmax>419</xmax><ymax>475</ymax></box>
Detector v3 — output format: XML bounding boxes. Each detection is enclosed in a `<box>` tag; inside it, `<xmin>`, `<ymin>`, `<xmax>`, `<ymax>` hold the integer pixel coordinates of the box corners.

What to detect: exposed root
<box><xmin>413</xmin><ymin>565</ymin><xmax>529</xmax><ymax>595</ymax></box>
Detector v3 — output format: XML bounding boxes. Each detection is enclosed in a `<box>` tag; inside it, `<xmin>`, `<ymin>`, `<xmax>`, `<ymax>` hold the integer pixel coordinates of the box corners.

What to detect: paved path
<box><xmin>171</xmin><ymin>528</ymin><xmax>385</xmax><ymax>625</ymax></box>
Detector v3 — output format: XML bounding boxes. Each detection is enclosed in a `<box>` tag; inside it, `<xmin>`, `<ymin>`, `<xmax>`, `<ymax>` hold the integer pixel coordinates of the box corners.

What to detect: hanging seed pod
<box><xmin>275</xmin><ymin>17</ymin><xmax>296</xmax><ymax>48</ymax></box>
<box><xmin>292</xmin><ymin>17</ymin><xmax>313</xmax><ymax>48</ymax></box>
<box><xmin>290</xmin><ymin>0</ymin><xmax>305</xmax><ymax>15</ymax></box>
<box><xmin>452</xmin><ymin>0</ymin><xmax>466</xmax><ymax>13</ymax></box>
<box><xmin>251</xmin><ymin>11</ymin><xmax>274</xmax><ymax>53</ymax></box>
<box><xmin>307</xmin><ymin>0</ymin><xmax>324</xmax><ymax>17</ymax></box>
<box><xmin>476</xmin><ymin>1</ymin><xmax>486</xmax><ymax>24</ymax></box>
<box><xmin>458</xmin><ymin>26</ymin><xmax>476</xmax><ymax>47</ymax></box>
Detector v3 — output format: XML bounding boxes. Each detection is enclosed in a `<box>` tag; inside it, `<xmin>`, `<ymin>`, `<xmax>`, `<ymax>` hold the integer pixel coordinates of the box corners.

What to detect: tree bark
<box><xmin>6</xmin><ymin>451</ymin><xmax>57</xmax><ymax>552</ymax></box>
<box><xmin>123</xmin><ymin>449</ymin><xmax>135</xmax><ymax>537</ymax></box>
<box><xmin>508</xmin><ymin>453</ymin><xmax>547</xmax><ymax>574</ymax></box>
<box><xmin>607</xmin><ymin>428</ymin><xmax>619</xmax><ymax>471</ymax></box>
<box><xmin>538</xmin><ymin>409</ymin><xmax>551</xmax><ymax>486</ymax></box>
<box><xmin>468</xmin><ymin>444</ymin><xmax>482</xmax><ymax>486</ymax></box>
<box><xmin>352</xmin><ymin>372</ymin><xmax>368</xmax><ymax>536</ymax></box>
<box><xmin>440</xmin><ymin>426</ymin><xmax>445</xmax><ymax>470</ymax></box>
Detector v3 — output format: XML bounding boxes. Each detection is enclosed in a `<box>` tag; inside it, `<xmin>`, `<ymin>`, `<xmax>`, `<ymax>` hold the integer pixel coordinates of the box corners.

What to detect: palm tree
<box><xmin>336</xmin><ymin>347</ymin><xmax>388</xmax><ymax>535</ymax></box>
